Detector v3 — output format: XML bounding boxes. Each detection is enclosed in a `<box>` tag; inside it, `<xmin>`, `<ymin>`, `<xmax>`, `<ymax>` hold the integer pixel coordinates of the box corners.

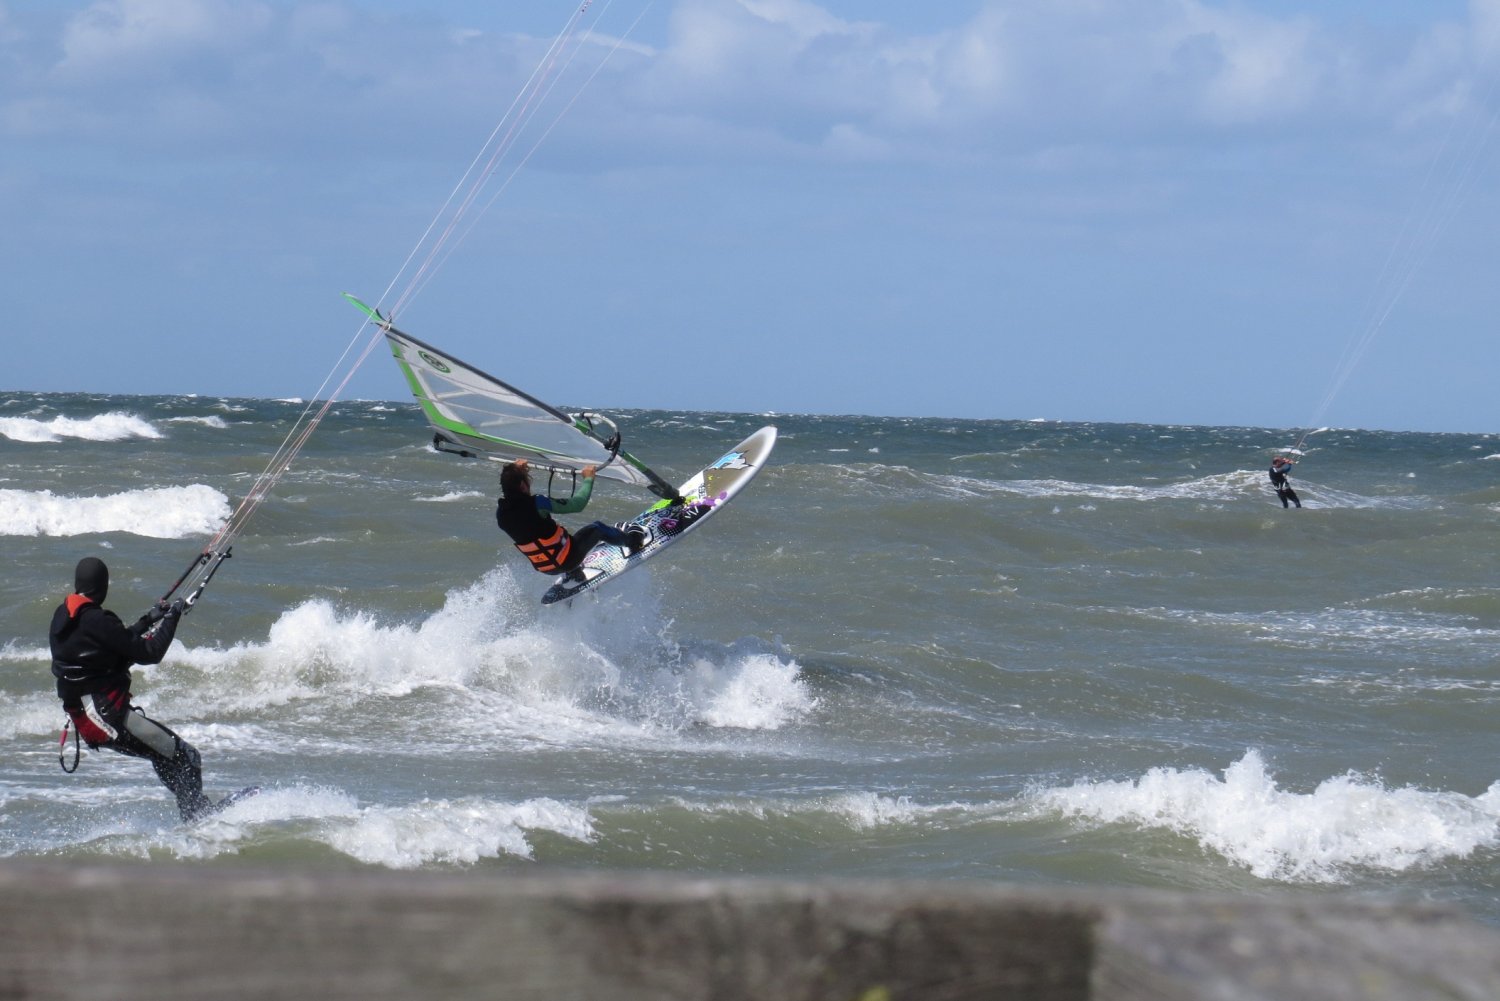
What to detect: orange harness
<box><xmin>514</xmin><ymin>524</ymin><xmax>572</xmax><ymax>574</ymax></box>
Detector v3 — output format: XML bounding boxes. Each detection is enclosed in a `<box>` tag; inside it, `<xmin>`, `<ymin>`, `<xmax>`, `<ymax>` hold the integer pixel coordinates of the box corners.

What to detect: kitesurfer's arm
<box><xmin>128</xmin><ymin>600</ymin><xmax>171</xmax><ymax>636</ymax></box>
<box><xmin>90</xmin><ymin>602</ymin><xmax>183</xmax><ymax>667</ymax></box>
<box><xmin>544</xmin><ymin>465</ymin><xmax>597</xmax><ymax>515</ymax></box>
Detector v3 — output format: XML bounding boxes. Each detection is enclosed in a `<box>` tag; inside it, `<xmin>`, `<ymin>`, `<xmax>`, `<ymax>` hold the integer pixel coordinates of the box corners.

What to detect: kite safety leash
<box><xmin>58</xmin><ymin>718</ymin><xmax>80</xmax><ymax>773</ymax></box>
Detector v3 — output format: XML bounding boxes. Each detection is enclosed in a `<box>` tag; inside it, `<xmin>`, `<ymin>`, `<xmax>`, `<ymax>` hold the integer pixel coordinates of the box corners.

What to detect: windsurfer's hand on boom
<box><xmin>581</xmin><ymin>465</ymin><xmax>596</xmax><ymax>479</ymax></box>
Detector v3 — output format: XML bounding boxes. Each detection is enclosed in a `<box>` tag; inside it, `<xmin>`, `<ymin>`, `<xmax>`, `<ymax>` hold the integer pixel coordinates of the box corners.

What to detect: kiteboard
<box><xmin>191</xmin><ymin>785</ymin><xmax>261</xmax><ymax>822</ymax></box>
<box><xmin>541</xmin><ymin>426</ymin><xmax>777</xmax><ymax>605</ymax></box>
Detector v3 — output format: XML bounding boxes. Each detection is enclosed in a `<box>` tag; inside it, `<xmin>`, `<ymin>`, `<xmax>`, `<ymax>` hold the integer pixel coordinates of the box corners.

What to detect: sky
<box><xmin>3</xmin><ymin>0</ymin><xmax>1499</xmax><ymax>432</ymax></box>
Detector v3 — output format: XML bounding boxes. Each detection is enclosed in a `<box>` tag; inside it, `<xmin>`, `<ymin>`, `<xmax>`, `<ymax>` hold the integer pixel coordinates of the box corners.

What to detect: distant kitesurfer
<box><xmin>49</xmin><ymin>556</ymin><xmax>214</xmax><ymax>821</ymax></box>
<box><xmin>497</xmin><ymin>459</ymin><xmax>648</xmax><ymax>580</ymax></box>
<box><xmin>1269</xmin><ymin>456</ymin><xmax>1301</xmax><ymax>509</ymax></box>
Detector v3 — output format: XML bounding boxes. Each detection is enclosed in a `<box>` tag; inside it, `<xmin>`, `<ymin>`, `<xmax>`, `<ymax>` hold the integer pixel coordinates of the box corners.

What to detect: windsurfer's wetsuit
<box><xmin>496</xmin><ymin>474</ymin><xmax>637</xmax><ymax>576</ymax></box>
<box><xmin>49</xmin><ymin>577</ymin><xmax>211</xmax><ymax>821</ymax></box>
<box><xmin>1269</xmin><ymin>459</ymin><xmax>1301</xmax><ymax>509</ymax></box>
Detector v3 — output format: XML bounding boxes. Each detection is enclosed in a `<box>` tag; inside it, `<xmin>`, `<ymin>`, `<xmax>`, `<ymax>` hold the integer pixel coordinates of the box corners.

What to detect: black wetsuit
<box><xmin>50</xmin><ymin>597</ymin><xmax>210</xmax><ymax>820</ymax></box>
<box><xmin>496</xmin><ymin>478</ymin><xmax>633</xmax><ymax>575</ymax></box>
<box><xmin>1269</xmin><ymin>463</ymin><xmax>1301</xmax><ymax>509</ymax></box>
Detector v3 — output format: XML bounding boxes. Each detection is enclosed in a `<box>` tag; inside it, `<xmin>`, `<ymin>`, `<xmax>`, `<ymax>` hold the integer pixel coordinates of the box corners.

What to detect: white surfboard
<box><xmin>541</xmin><ymin>426</ymin><xmax>777</xmax><ymax>605</ymax></box>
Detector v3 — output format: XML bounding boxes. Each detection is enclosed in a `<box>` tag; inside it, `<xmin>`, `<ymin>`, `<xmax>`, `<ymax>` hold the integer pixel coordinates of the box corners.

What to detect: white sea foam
<box><xmin>103</xmin><ymin>786</ymin><xmax>594</xmax><ymax>870</ymax></box>
<box><xmin>0</xmin><ymin>412</ymin><xmax>161</xmax><ymax>443</ymax></box>
<box><xmin>0</xmin><ymin>692</ymin><xmax>66</xmax><ymax>742</ymax></box>
<box><xmin>322</xmin><ymin>796</ymin><xmax>594</xmax><ymax>867</ymax></box>
<box><xmin>1132</xmin><ymin>603</ymin><xmax>1500</xmax><ymax>655</ymax></box>
<box><xmin>164</xmin><ymin>415</ymin><xmax>229</xmax><ymax>429</ymax></box>
<box><xmin>686</xmin><ymin>652</ymin><xmax>817</xmax><ymax>730</ymax></box>
<box><xmin>0</xmin><ymin>485</ymin><xmax>230</xmax><ymax>538</ymax></box>
<box><xmin>71</xmin><ymin>785</ymin><xmax>356</xmax><ymax>862</ymax></box>
<box><xmin>847</xmin><ymin>465</ymin><xmax>1251</xmax><ymax>503</ymax></box>
<box><xmin>0</xmin><ymin>642</ymin><xmax>48</xmax><ymax>663</ymax></box>
<box><xmin>414</xmin><ymin>491</ymin><xmax>486</xmax><ymax>503</ymax></box>
<box><xmin>32</xmin><ymin>786</ymin><xmax>580</xmax><ymax>869</ymax></box>
<box><xmin>1027</xmin><ymin>750</ymin><xmax>1500</xmax><ymax>883</ymax></box>
<box><xmin>845</xmin><ymin>464</ymin><xmax>1427</xmax><ymax>509</ymax></box>
<box><xmin>824</xmin><ymin>792</ymin><xmax>932</xmax><ymax>829</ymax></box>
<box><xmin>166</xmin><ymin>569</ymin><xmax>813</xmax><ymax>742</ymax></box>
<box><xmin>672</xmin><ymin>792</ymin><xmax>969</xmax><ymax>834</ymax></box>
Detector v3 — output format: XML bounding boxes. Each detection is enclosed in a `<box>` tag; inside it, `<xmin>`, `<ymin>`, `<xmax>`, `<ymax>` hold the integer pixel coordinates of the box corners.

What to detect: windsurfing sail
<box><xmin>344</xmin><ymin>293</ymin><xmax>679</xmax><ymax>500</ymax></box>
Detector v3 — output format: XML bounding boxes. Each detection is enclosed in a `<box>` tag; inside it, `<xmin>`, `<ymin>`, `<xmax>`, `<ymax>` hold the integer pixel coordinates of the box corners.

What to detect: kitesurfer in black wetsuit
<box><xmin>49</xmin><ymin>556</ymin><xmax>214</xmax><ymax>821</ymax></box>
<box><xmin>1269</xmin><ymin>455</ymin><xmax>1301</xmax><ymax>509</ymax></box>
<box><xmin>496</xmin><ymin>460</ymin><xmax>647</xmax><ymax>580</ymax></box>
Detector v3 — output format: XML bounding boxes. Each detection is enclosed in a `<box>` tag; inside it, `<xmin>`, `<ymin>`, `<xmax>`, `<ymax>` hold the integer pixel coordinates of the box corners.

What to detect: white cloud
<box><xmin>738</xmin><ymin>0</ymin><xmax>853</xmax><ymax>39</ymax></box>
<box><xmin>56</xmin><ymin>0</ymin><xmax>274</xmax><ymax>82</ymax></box>
<box><xmin>1</xmin><ymin>1</ymin><xmax>1494</xmax><ymax>171</ymax></box>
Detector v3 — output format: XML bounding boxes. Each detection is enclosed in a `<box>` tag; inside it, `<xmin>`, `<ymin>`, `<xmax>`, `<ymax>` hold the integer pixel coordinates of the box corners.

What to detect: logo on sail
<box><xmin>418</xmin><ymin>350</ymin><xmax>452</xmax><ymax>373</ymax></box>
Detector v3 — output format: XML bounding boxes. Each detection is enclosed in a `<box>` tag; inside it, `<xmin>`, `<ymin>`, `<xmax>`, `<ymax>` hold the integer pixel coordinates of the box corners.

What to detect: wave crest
<box><xmin>0</xmin><ymin>485</ymin><xmax>230</xmax><ymax>538</ymax></box>
<box><xmin>0</xmin><ymin>412</ymin><xmax>161</xmax><ymax>443</ymax></box>
<box><xmin>1027</xmin><ymin>749</ymin><xmax>1500</xmax><ymax>882</ymax></box>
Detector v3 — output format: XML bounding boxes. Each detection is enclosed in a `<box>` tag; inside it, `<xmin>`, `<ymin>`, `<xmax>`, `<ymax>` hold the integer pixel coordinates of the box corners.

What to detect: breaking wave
<box><xmin>0</xmin><ymin>412</ymin><xmax>161</xmax><ymax>443</ymax></box>
<box><xmin>0</xmin><ymin>485</ymin><xmax>230</xmax><ymax>538</ymax></box>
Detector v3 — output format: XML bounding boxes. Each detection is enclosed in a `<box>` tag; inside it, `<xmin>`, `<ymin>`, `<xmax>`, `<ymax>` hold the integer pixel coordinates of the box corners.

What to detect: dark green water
<box><xmin>3</xmin><ymin>392</ymin><xmax>1498</xmax><ymax>923</ymax></box>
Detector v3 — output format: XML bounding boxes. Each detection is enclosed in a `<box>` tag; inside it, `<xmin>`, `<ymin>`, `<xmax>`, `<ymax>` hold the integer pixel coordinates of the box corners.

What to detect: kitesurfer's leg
<box><xmin>1284</xmin><ymin>486</ymin><xmax>1301</xmax><ymax>509</ymax></box>
<box><xmin>556</xmin><ymin>522</ymin><xmax>648</xmax><ymax>583</ymax></box>
<box><xmin>117</xmin><ymin>705</ymin><xmax>212</xmax><ymax>821</ymax></box>
<box><xmin>591</xmin><ymin>521</ymin><xmax>632</xmax><ymax>547</ymax></box>
<box><xmin>571</xmin><ymin>521</ymin><xmax>634</xmax><ymax>553</ymax></box>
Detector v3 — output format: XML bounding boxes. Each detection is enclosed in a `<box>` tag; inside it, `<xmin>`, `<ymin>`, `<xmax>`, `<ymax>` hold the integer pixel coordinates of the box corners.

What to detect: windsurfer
<box><xmin>49</xmin><ymin>557</ymin><xmax>214</xmax><ymax>821</ymax></box>
<box><xmin>497</xmin><ymin>459</ymin><xmax>648</xmax><ymax>579</ymax></box>
<box><xmin>1269</xmin><ymin>456</ymin><xmax>1301</xmax><ymax>509</ymax></box>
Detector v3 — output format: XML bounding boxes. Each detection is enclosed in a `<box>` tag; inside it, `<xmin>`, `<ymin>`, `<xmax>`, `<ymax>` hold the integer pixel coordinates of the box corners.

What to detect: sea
<box><xmin>3</xmin><ymin>391</ymin><xmax>1499</xmax><ymax>925</ymax></box>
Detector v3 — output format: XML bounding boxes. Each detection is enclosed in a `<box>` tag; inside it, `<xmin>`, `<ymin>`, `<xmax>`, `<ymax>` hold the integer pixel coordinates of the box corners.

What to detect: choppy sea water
<box><xmin>2</xmin><ymin>392</ymin><xmax>1498</xmax><ymax>922</ymax></box>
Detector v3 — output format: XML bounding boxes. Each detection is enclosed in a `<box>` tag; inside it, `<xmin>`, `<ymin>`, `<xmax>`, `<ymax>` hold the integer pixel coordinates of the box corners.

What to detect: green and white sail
<box><xmin>344</xmin><ymin>293</ymin><xmax>678</xmax><ymax>499</ymax></box>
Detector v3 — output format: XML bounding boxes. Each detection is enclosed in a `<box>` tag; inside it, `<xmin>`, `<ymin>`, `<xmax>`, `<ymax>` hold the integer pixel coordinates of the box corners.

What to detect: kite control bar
<box><xmin>184</xmin><ymin>548</ymin><xmax>233</xmax><ymax>611</ymax></box>
<box><xmin>147</xmin><ymin>547</ymin><xmax>233</xmax><ymax>622</ymax></box>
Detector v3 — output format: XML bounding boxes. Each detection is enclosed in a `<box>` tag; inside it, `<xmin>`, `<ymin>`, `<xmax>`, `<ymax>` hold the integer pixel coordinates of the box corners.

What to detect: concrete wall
<box><xmin>1</xmin><ymin>862</ymin><xmax>1497</xmax><ymax>1000</ymax></box>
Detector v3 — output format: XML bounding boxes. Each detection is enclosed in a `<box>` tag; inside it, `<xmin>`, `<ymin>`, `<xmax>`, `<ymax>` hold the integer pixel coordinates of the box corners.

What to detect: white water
<box><xmin>1027</xmin><ymin>750</ymin><xmax>1500</xmax><ymax>883</ymax></box>
<box><xmin>0</xmin><ymin>485</ymin><xmax>232</xmax><ymax>537</ymax></box>
<box><xmin>0</xmin><ymin>412</ymin><xmax>162</xmax><ymax>443</ymax></box>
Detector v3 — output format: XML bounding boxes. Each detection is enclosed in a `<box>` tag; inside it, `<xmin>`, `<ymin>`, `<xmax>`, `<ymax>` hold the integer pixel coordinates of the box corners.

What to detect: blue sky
<box><xmin>3</xmin><ymin>0</ymin><xmax>1497</xmax><ymax>431</ymax></box>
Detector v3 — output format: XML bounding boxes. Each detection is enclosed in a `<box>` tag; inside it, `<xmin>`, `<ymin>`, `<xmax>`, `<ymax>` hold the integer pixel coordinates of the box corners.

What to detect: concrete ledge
<box><xmin>1</xmin><ymin>862</ymin><xmax>1497</xmax><ymax>1000</ymax></box>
